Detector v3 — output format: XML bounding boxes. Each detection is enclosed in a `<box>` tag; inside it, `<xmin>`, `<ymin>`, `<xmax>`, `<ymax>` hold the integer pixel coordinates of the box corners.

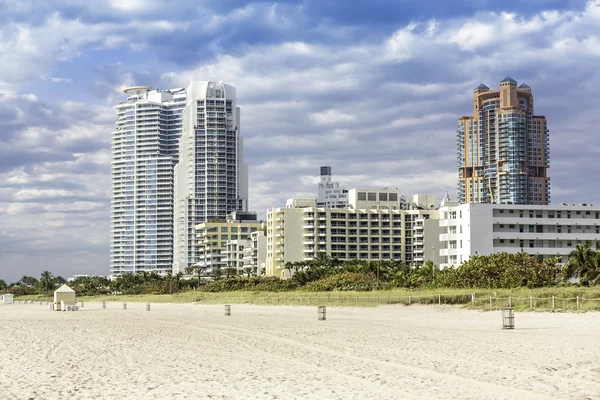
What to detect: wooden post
<box><xmin>552</xmin><ymin>296</ymin><xmax>555</xmax><ymax>310</ymax></box>
<box><xmin>438</xmin><ymin>294</ymin><xmax>441</xmax><ymax>305</ymax></box>
<box><xmin>225</xmin><ymin>304</ymin><xmax>231</xmax><ymax>316</ymax></box>
<box><xmin>102</xmin><ymin>301</ymin><xmax>106</xmax><ymax>309</ymax></box>
<box><xmin>471</xmin><ymin>293</ymin><xmax>475</xmax><ymax>306</ymax></box>
<box><xmin>146</xmin><ymin>303</ymin><xmax>151</xmax><ymax>311</ymax></box>
<box><xmin>577</xmin><ymin>296</ymin><xmax>580</xmax><ymax>311</ymax></box>
<box><xmin>123</xmin><ymin>302</ymin><xmax>127</xmax><ymax>310</ymax></box>
<box><xmin>355</xmin><ymin>296</ymin><xmax>358</xmax><ymax>306</ymax></box>
<box><xmin>489</xmin><ymin>295</ymin><xmax>492</xmax><ymax>309</ymax></box>
<box><xmin>408</xmin><ymin>295</ymin><xmax>411</xmax><ymax>305</ymax></box>
<box><xmin>509</xmin><ymin>296</ymin><xmax>512</xmax><ymax>308</ymax></box>
<box><xmin>529</xmin><ymin>296</ymin><xmax>533</xmax><ymax>309</ymax></box>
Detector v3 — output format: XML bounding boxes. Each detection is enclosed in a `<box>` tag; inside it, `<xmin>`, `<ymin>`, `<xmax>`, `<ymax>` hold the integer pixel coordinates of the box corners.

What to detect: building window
<box><xmin>389</xmin><ymin>193</ymin><xmax>398</xmax><ymax>201</ymax></box>
<box><xmin>358</xmin><ymin>192</ymin><xmax>366</xmax><ymax>201</ymax></box>
<box><xmin>379</xmin><ymin>193</ymin><xmax>388</xmax><ymax>201</ymax></box>
<box><xmin>221</xmin><ymin>227</ymin><xmax>228</xmax><ymax>232</ymax></box>
<box><xmin>368</xmin><ymin>193</ymin><xmax>376</xmax><ymax>201</ymax></box>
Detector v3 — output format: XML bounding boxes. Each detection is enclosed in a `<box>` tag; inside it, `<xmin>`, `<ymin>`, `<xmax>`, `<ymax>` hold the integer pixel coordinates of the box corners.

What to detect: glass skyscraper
<box><xmin>110</xmin><ymin>86</ymin><xmax>186</xmax><ymax>276</ymax></box>
<box><xmin>173</xmin><ymin>81</ymin><xmax>248</xmax><ymax>273</ymax></box>
<box><xmin>457</xmin><ymin>77</ymin><xmax>550</xmax><ymax>205</ymax></box>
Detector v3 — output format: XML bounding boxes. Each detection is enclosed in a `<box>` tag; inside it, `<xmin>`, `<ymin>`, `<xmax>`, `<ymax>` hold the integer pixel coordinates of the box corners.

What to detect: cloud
<box><xmin>1</xmin><ymin>0</ymin><xmax>600</xmax><ymax>283</ymax></box>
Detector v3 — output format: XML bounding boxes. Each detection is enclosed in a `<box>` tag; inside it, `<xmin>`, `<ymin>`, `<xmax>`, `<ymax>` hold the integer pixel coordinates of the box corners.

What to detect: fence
<box><xmin>190</xmin><ymin>293</ymin><xmax>600</xmax><ymax>311</ymax></box>
<box><xmin>9</xmin><ymin>294</ymin><xmax>600</xmax><ymax>311</ymax></box>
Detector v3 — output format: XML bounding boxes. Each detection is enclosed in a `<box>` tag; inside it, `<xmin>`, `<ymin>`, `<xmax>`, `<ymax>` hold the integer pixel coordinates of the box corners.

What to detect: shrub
<box><xmin>302</xmin><ymin>272</ymin><xmax>378</xmax><ymax>292</ymax></box>
<box><xmin>199</xmin><ymin>277</ymin><xmax>298</xmax><ymax>292</ymax></box>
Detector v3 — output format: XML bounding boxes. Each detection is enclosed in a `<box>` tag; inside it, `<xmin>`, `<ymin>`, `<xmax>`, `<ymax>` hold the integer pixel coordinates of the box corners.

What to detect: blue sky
<box><xmin>1</xmin><ymin>0</ymin><xmax>600</xmax><ymax>282</ymax></box>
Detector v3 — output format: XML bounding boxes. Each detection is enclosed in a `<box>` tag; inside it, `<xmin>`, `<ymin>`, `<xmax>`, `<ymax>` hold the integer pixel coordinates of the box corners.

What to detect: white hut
<box><xmin>53</xmin><ymin>284</ymin><xmax>76</xmax><ymax>311</ymax></box>
<box><xmin>2</xmin><ymin>294</ymin><xmax>13</xmax><ymax>304</ymax></box>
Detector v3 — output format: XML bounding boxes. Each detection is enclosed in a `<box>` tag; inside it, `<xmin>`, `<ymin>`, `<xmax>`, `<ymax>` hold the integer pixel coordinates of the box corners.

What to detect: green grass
<box><xmin>14</xmin><ymin>287</ymin><xmax>600</xmax><ymax>312</ymax></box>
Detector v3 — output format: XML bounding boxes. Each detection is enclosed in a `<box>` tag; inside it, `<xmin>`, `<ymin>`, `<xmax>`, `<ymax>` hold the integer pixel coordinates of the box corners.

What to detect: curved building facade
<box><xmin>457</xmin><ymin>77</ymin><xmax>550</xmax><ymax>205</ymax></box>
<box><xmin>110</xmin><ymin>86</ymin><xmax>186</xmax><ymax>275</ymax></box>
<box><xmin>173</xmin><ymin>81</ymin><xmax>249</xmax><ymax>273</ymax></box>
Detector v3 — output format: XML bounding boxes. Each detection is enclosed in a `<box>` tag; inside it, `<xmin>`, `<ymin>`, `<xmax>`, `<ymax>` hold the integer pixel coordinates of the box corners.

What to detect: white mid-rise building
<box><xmin>438</xmin><ymin>199</ymin><xmax>600</xmax><ymax>268</ymax></box>
<box><xmin>224</xmin><ymin>230</ymin><xmax>267</xmax><ymax>275</ymax></box>
<box><xmin>223</xmin><ymin>240</ymin><xmax>248</xmax><ymax>271</ymax></box>
<box><xmin>173</xmin><ymin>81</ymin><xmax>249</xmax><ymax>273</ymax></box>
<box><xmin>347</xmin><ymin>188</ymin><xmax>408</xmax><ymax>210</ymax></box>
<box><xmin>110</xmin><ymin>86</ymin><xmax>186</xmax><ymax>275</ymax></box>
<box><xmin>244</xmin><ymin>231</ymin><xmax>267</xmax><ymax>275</ymax></box>
<box><xmin>317</xmin><ymin>166</ymin><xmax>348</xmax><ymax>208</ymax></box>
<box><xmin>286</xmin><ymin>198</ymin><xmax>317</xmax><ymax>208</ymax></box>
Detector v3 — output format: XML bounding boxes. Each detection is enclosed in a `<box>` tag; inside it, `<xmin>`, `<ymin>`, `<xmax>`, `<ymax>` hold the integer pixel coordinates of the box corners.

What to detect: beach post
<box><xmin>146</xmin><ymin>303</ymin><xmax>151</xmax><ymax>311</ymax></box>
<box><xmin>224</xmin><ymin>304</ymin><xmax>231</xmax><ymax>316</ymax></box>
<box><xmin>509</xmin><ymin>296</ymin><xmax>512</xmax><ymax>307</ymax></box>
<box><xmin>552</xmin><ymin>296</ymin><xmax>555</xmax><ymax>310</ymax></box>
<box><xmin>123</xmin><ymin>302</ymin><xmax>127</xmax><ymax>310</ymax></box>
<box><xmin>471</xmin><ymin>293</ymin><xmax>475</xmax><ymax>306</ymax></box>
<box><xmin>318</xmin><ymin>305</ymin><xmax>326</xmax><ymax>321</ymax></box>
<box><xmin>102</xmin><ymin>301</ymin><xmax>106</xmax><ymax>309</ymax></box>
<box><xmin>502</xmin><ymin>308</ymin><xmax>515</xmax><ymax>329</ymax></box>
<box><xmin>577</xmin><ymin>296</ymin><xmax>580</xmax><ymax>311</ymax></box>
<box><xmin>529</xmin><ymin>296</ymin><xmax>533</xmax><ymax>309</ymax></box>
<box><xmin>489</xmin><ymin>295</ymin><xmax>493</xmax><ymax>309</ymax></box>
<box><xmin>80</xmin><ymin>301</ymin><xmax>84</xmax><ymax>308</ymax></box>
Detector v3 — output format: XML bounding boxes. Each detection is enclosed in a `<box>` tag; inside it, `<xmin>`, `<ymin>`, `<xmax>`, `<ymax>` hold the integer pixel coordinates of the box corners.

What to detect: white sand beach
<box><xmin>0</xmin><ymin>302</ymin><xmax>599</xmax><ymax>399</ymax></box>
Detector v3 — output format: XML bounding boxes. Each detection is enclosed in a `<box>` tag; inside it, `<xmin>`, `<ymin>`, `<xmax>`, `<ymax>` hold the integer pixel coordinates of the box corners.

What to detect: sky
<box><xmin>1</xmin><ymin>0</ymin><xmax>600</xmax><ymax>283</ymax></box>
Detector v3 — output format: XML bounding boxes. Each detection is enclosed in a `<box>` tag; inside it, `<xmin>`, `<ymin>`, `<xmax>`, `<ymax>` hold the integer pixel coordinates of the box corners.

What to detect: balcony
<box><xmin>439</xmin><ymin>233</ymin><xmax>457</xmax><ymax>241</ymax></box>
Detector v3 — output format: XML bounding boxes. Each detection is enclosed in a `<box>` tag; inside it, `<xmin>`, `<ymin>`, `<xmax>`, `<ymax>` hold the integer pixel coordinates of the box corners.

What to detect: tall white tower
<box><xmin>173</xmin><ymin>81</ymin><xmax>249</xmax><ymax>273</ymax></box>
<box><xmin>110</xmin><ymin>86</ymin><xmax>186</xmax><ymax>276</ymax></box>
<box><xmin>317</xmin><ymin>166</ymin><xmax>348</xmax><ymax>208</ymax></box>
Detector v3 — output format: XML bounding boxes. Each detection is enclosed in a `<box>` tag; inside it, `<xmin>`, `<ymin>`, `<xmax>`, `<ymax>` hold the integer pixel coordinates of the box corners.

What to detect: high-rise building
<box><xmin>317</xmin><ymin>166</ymin><xmax>348</xmax><ymax>208</ymax></box>
<box><xmin>457</xmin><ymin>77</ymin><xmax>550</xmax><ymax>205</ymax></box>
<box><xmin>110</xmin><ymin>86</ymin><xmax>186</xmax><ymax>276</ymax></box>
<box><xmin>173</xmin><ymin>81</ymin><xmax>249</xmax><ymax>273</ymax></box>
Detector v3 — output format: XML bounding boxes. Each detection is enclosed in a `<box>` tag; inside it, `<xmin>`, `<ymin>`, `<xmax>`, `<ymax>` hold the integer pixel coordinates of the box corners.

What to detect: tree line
<box><xmin>1</xmin><ymin>243</ymin><xmax>598</xmax><ymax>296</ymax></box>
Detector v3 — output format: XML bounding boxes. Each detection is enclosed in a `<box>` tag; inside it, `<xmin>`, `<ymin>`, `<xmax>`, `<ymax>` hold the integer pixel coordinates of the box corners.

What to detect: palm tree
<box><xmin>563</xmin><ymin>242</ymin><xmax>595</xmax><ymax>281</ymax></box>
<box><xmin>211</xmin><ymin>266</ymin><xmax>224</xmax><ymax>281</ymax></box>
<box><xmin>587</xmin><ymin>252</ymin><xmax>600</xmax><ymax>285</ymax></box>
<box><xmin>40</xmin><ymin>270</ymin><xmax>55</xmax><ymax>293</ymax></box>
<box><xmin>20</xmin><ymin>275</ymin><xmax>38</xmax><ymax>287</ymax></box>
<box><xmin>185</xmin><ymin>265</ymin><xmax>208</xmax><ymax>287</ymax></box>
<box><xmin>243</xmin><ymin>266</ymin><xmax>255</xmax><ymax>279</ymax></box>
<box><xmin>224</xmin><ymin>266</ymin><xmax>238</xmax><ymax>279</ymax></box>
<box><xmin>284</xmin><ymin>262</ymin><xmax>294</xmax><ymax>278</ymax></box>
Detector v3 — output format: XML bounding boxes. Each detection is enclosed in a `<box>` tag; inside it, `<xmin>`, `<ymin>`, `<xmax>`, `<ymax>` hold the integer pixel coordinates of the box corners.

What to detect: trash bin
<box><xmin>502</xmin><ymin>307</ymin><xmax>515</xmax><ymax>329</ymax></box>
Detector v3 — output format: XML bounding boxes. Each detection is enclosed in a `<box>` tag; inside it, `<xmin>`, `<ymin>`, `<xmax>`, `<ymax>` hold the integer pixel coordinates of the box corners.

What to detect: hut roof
<box><xmin>55</xmin><ymin>284</ymin><xmax>75</xmax><ymax>293</ymax></box>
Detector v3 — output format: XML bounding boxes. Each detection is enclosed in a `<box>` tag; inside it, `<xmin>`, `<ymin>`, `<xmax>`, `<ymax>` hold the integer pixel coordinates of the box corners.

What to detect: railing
<box><xmin>12</xmin><ymin>295</ymin><xmax>600</xmax><ymax>311</ymax></box>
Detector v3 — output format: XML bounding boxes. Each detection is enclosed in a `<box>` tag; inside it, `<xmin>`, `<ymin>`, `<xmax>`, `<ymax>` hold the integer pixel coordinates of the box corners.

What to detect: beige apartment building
<box><xmin>458</xmin><ymin>77</ymin><xmax>550</xmax><ymax>205</ymax></box>
<box><xmin>265</xmin><ymin>189</ymin><xmax>440</xmax><ymax>276</ymax></box>
<box><xmin>194</xmin><ymin>219</ymin><xmax>262</xmax><ymax>272</ymax></box>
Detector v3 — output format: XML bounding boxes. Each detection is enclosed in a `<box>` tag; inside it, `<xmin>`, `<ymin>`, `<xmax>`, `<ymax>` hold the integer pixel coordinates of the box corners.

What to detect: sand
<box><xmin>0</xmin><ymin>302</ymin><xmax>599</xmax><ymax>400</ymax></box>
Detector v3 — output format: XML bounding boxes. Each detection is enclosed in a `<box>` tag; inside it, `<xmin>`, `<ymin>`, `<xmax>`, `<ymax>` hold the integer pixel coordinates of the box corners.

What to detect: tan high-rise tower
<box><xmin>457</xmin><ymin>77</ymin><xmax>550</xmax><ymax>205</ymax></box>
